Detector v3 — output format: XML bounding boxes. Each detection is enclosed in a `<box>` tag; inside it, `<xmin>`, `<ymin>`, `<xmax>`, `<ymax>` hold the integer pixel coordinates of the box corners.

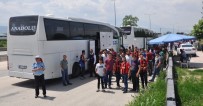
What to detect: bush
<box><xmin>0</xmin><ymin>40</ymin><xmax>7</xmax><ymax>47</ymax></box>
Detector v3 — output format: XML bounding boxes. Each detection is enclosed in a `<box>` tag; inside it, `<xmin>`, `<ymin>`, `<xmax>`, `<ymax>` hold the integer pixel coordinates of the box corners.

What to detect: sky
<box><xmin>0</xmin><ymin>0</ymin><xmax>202</xmax><ymax>34</ymax></box>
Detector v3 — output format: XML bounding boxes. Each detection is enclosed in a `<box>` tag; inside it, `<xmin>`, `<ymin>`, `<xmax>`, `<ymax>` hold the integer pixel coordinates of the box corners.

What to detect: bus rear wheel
<box><xmin>72</xmin><ymin>62</ymin><xmax>81</xmax><ymax>78</ymax></box>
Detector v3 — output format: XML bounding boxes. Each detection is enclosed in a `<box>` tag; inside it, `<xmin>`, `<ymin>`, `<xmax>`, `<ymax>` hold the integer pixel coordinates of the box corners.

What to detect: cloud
<box><xmin>0</xmin><ymin>0</ymin><xmax>201</xmax><ymax>33</ymax></box>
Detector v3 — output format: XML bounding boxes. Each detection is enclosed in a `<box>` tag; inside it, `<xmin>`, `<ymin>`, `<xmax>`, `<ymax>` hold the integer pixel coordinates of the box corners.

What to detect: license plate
<box><xmin>185</xmin><ymin>49</ymin><xmax>191</xmax><ymax>51</ymax></box>
<box><xmin>18</xmin><ymin>65</ymin><xmax>27</xmax><ymax>69</ymax></box>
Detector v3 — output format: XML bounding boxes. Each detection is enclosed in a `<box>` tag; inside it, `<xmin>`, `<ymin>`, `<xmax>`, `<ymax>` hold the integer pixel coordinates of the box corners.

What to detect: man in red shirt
<box><xmin>105</xmin><ymin>53</ymin><xmax>114</xmax><ymax>89</ymax></box>
<box><xmin>137</xmin><ymin>54</ymin><xmax>148</xmax><ymax>89</ymax></box>
<box><xmin>121</xmin><ymin>57</ymin><xmax>130</xmax><ymax>93</ymax></box>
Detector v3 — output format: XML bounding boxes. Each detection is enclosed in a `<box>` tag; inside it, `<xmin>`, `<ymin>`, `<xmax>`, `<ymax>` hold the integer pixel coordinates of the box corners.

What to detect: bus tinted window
<box><xmin>134</xmin><ymin>28</ymin><xmax>154</xmax><ymax>37</ymax></box>
<box><xmin>70</xmin><ymin>22</ymin><xmax>84</xmax><ymax>39</ymax></box>
<box><xmin>9</xmin><ymin>16</ymin><xmax>38</xmax><ymax>35</ymax></box>
<box><xmin>44</xmin><ymin>19</ymin><xmax>70</xmax><ymax>40</ymax></box>
<box><xmin>84</xmin><ymin>23</ymin><xmax>99</xmax><ymax>38</ymax></box>
<box><xmin>120</xmin><ymin>27</ymin><xmax>131</xmax><ymax>35</ymax></box>
<box><xmin>99</xmin><ymin>25</ymin><xmax>111</xmax><ymax>32</ymax></box>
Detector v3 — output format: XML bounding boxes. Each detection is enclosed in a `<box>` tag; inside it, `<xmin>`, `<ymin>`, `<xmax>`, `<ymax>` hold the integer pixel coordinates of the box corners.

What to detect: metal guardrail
<box><xmin>166</xmin><ymin>57</ymin><xmax>176</xmax><ymax>106</ymax></box>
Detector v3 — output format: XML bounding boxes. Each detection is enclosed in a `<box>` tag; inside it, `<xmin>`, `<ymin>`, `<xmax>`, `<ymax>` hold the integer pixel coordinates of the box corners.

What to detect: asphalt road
<box><xmin>0</xmin><ymin>60</ymin><xmax>136</xmax><ymax>106</ymax></box>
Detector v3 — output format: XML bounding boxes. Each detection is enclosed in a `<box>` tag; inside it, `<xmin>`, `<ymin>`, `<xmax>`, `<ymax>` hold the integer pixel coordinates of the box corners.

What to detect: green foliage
<box><xmin>122</xmin><ymin>15</ymin><xmax>139</xmax><ymax>27</ymax></box>
<box><xmin>0</xmin><ymin>40</ymin><xmax>7</xmax><ymax>47</ymax></box>
<box><xmin>128</xmin><ymin>71</ymin><xmax>166</xmax><ymax>106</ymax></box>
<box><xmin>191</xmin><ymin>19</ymin><xmax>203</xmax><ymax>40</ymax></box>
<box><xmin>175</xmin><ymin>66</ymin><xmax>203</xmax><ymax>106</ymax></box>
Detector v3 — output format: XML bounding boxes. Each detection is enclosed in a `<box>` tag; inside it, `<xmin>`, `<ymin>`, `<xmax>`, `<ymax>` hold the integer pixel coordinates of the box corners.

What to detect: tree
<box><xmin>191</xmin><ymin>19</ymin><xmax>203</xmax><ymax>40</ymax></box>
<box><xmin>122</xmin><ymin>15</ymin><xmax>139</xmax><ymax>27</ymax></box>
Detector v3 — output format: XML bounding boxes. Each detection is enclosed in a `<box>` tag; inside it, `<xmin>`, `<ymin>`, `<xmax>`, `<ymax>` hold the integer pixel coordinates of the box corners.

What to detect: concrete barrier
<box><xmin>0</xmin><ymin>47</ymin><xmax>7</xmax><ymax>51</ymax></box>
<box><xmin>166</xmin><ymin>57</ymin><xmax>176</xmax><ymax>106</ymax></box>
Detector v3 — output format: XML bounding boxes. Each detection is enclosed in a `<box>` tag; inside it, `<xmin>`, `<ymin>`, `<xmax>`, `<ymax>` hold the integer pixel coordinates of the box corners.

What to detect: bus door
<box><xmin>100</xmin><ymin>32</ymin><xmax>113</xmax><ymax>50</ymax></box>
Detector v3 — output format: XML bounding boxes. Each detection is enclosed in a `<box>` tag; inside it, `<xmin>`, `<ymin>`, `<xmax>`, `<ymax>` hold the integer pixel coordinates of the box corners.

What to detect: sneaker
<box><xmin>67</xmin><ymin>83</ymin><xmax>72</xmax><ymax>85</ymax></box>
<box><xmin>149</xmin><ymin>80</ymin><xmax>154</xmax><ymax>82</ymax></box>
<box><xmin>109</xmin><ymin>86</ymin><xmax>112</xmax><ymax>89</ymax></box>
<box><xmin>130</xmin><ymin>89</ymin><xmax>135</xmax><ymax>92</ymax></box>
<box><xmin>43</xmin><ymin>95</ymin><xmax>47</xmax><ymax>98</ymax></box>
<box><xmin>80</xmin><ymin>77</ymin><xmax>84</xmax><ymax>80</ymax></box>
<box><xmin>35</xmin><ymin>95</ymin><xmax>38</xmax><ymax>98</ymax></box>
<box><xmin>96</xmin><ymin>89</ymin><xmax>100</xmax><ymax>92</ymax></box>
<box><xmin>123</xmin><ymin>91</ymin><xmax>127</xmax><ymax>93</ymax></box>
<box><xmin>102</xmin><ymin>89</ymin><xmax>105</xmax><ymax>92</ymax></box>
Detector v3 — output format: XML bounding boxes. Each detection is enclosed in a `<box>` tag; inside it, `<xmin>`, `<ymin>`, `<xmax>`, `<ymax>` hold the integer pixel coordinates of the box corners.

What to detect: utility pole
<box><xmin>112</xmin><ymin>0</ymin><xmax>117</xmax><ymax>26</ymax></box>
<box><xmin>202</xmin><ymin>1</ymin><xmax>203</xmax><ymax>18</ymax></box>
<box><xmin>144</xmin><ymin>13</ymin><xmax>155</xmax><ymax>29</ymax></box>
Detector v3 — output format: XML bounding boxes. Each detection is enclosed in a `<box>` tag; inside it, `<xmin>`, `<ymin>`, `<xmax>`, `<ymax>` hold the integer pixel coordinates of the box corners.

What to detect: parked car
<box><xmin>177</xmin><ymin>43</ymin><xmax>196</xmax><ymax>56</ymax></box>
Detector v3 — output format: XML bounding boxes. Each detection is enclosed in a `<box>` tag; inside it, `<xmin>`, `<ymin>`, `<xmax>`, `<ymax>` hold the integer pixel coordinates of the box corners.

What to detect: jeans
<box><xmin>34</xmin><ymin>74</ymin><xmax>46</xmax><ymax>96</ymax></box>
<box><xmin>122</xmin><ymin>74</ymin><xmax>128</xmax><ymax>92</ymax></box>
<box><xmin>131</xmin><ymin>70</ymin><xmax>139</xmax><ymax>91</ymax></box>
<box><xmin>140</xmin><ymin>71</ymin><xmax>148</xmax><ymax>89</ymax></box>
<box><xmin>148</xmin><ymin>60</ymin><xmax>153</xmax><ymax>76</ymax></box>
<box><xmin>104</xmin><ymin>70</ymin><xmax>112</xmax><ymax>87</ymax></box>
<box><xmin>115</xmin><ymin>71</ymin><xmax>121</xmax><ymax>87</ymax></box>
<box><xmin>97</xmin><ymin>76</ymin><xmax>104</xmax><ymax>89</ymax></box>
<box><xmin>88</xmin><ymin>62</ymin><xmax>95</xmax><ymax>77</ymax></box>
<box><xmin>80</xmin><ymin>67</ymin><xmax>85</xmax><ymax>77</ymax></box>
<box><xmin>151</xmin><ymin>67</ymin><xmax>160</xmax><ymax>81</ymax></box>
<box><xmin>61</xmin><ymin>69</ymin><xmax>69</xmax><ymax>85</ymax></box>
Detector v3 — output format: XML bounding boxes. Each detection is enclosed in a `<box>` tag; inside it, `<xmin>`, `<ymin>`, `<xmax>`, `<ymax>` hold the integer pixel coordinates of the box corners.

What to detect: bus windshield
<box><xmin>9</xmin><ymin>16</ymin><xmax>38</xmax><ymax>35</ymax></box>
<box><xmin>120</xmin><ymin>27</ymin><xmax>131</xmax><ymax>35</ymax></box>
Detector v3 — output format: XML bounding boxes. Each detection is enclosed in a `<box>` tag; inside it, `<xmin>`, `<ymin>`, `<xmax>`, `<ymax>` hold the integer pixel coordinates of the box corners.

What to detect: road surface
<box><xmin>0</xmin><ymin>60</ymin><xmax>136</xmax><ymax>106</ymax></box>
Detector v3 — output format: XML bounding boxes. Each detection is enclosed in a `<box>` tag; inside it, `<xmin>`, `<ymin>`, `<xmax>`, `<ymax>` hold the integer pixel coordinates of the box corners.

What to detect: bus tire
<box><xmin>72</xmin><ymin>62</ymin><xmax>81</xmax><ymax>78</ymax></box>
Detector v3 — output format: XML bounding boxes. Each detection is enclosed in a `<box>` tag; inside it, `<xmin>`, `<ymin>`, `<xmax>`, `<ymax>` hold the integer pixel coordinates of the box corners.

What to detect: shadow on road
<box><xmin>37</xmin><ymin>96</ymin><xmax>56</xmax><ymax>101</ymax></box>
<box><xmin>12</xmin><ymin>75</ymin><xmax>96</xmax><ymax>92</ymax></box>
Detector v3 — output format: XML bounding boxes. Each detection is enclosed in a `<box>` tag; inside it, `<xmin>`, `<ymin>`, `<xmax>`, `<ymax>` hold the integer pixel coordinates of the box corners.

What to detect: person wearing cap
<box><xmin>32</xmin><ymin>55</ymin><xmax>46</xmax><ymax>98</ymax></box>
<box><xmin>149</xmin><ymin>52</ymin><xmax>162</xmax><ymax>82</ymax></box>
<box><xmin>60</xmin><ymin>55</ymin><xmax>72</xmax><ymax>86</ymax></box>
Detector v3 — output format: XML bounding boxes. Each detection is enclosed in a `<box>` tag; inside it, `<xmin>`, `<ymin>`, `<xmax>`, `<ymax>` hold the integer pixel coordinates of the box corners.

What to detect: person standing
<box><xmin>88</xmin><ymin>49</ymin><xmax>96</xmax><ymax>77</ymax></box>
<box><xmin>125</xmin><ymin>49</ymin><xmax>132</xmax><ymax>80</ymax></box>
<box><xmin>113</xmin><ymin>55</ymin><xmax>122</xmax><ymax>88</ymax></box>
<box><xmin>95</xmin><ymin>58</ymin><xmax>106</xmax><ymax>92</ymax></box>
<box><xmin>104</xmin><ymin>53</ymin><xmax>114</xmax><ymax>89</ymax></box>
<box><xmin>130</xmin><ymin>56</ymin><xmax>139</xmax><ymax>92</ymax></box>
<box><xmin>149</xmin><ymin>52</ymin><xmax>162</xmax><ymax>82</ymax></box>
<box><xmin>60</xmin><ymin>55</ymin><xmax>72</xmax><ymax>86</ymax></box>
<box><xmin>120</xmin><ymin>57</ymin><xmax>130</xmax><ymax>93</ymax></box>
<box><xmin>101</xmin><ymin>49</ymin><xmax>108</xmax><ymax>64</ymax></box>
<box><xmin>79</xmin><ymin>50</ymin><xmax>86</xmax><ymax>79</ymax></box>
<box><xmin>146</xmin><ymin>49</ymin><xmax>153</xmax><ymax>76</ymax></box>
<box><xmin>137</xmin><ymin>54</ymin><xmax>148</xmax><ymax>89</ymax></box>
<box><xmin>32</xmin><ymin>55</ymin><xmax>46</xmax><ymax>98</ymax></box>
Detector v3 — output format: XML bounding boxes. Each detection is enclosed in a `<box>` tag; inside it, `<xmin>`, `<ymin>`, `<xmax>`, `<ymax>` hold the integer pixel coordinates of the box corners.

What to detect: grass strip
<box><xmin>128</xmin><ymin>71</ymin><xmax>166</xmax><ymax>106</ymax></box>
<box><xmin>175</xmin><ymin>67</ymin><xmax>203</xmax><ymax>106</ymax></box>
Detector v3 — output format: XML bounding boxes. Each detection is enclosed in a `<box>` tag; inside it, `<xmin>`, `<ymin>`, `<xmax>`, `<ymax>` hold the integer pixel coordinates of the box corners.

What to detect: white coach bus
<box><xmin>120</xmin><ymin>26</ymin><xmax>156</xmax><ymax>49</ymax></box>
<box><xmin>8</xmin><ymin>15</ymin><xmax>120</xmax><ymax>79</ymax></box>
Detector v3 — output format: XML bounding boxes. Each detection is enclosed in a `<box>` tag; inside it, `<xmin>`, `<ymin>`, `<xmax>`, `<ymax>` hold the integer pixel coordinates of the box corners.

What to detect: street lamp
<box><xmin>112</xmin><ymin>0</ymin><xmax>117</xmax><ymax>26</ymax></box>
<box><xmin>144</xmin><ymin>13</ymin><xmax>155</xmax><ymax>29</ymax></box>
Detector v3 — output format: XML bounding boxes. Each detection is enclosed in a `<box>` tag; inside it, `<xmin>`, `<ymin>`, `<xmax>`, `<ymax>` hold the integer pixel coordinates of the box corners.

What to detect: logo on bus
<box><xmin>11</xmin><ymin>25</ymin><xmax>37</xmax><ymax>32</ymax></box>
